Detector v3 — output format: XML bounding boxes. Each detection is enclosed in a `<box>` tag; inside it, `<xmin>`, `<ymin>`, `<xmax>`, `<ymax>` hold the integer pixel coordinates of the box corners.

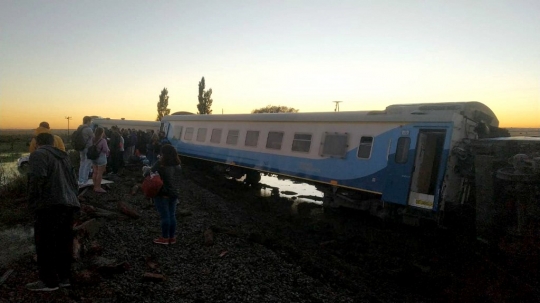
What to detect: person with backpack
<box><xmin>90</xmin><ymin>127</ymin><xmax>109</xmax><ymax>193</ymax></box>
<box><xmin>29</xmin><ymin>122</ymin><xmax>65</xmax><ymax>153</ymax></box>
<box><xmin>26</xmin><ymin>133</ymin><xmax>80</xmax><ymax>291</ymax></box>
<box><xmin>75</xmin><ymin>116</ymin><xmax>95</xmax><ymax>186</ymax></box>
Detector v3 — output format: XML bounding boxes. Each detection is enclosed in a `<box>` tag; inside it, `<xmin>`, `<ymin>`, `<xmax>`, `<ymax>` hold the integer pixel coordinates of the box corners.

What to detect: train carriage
<box><xmin>160</xmin><ymin>102</ymin><xmax>500</xmax><ymax>224</ymax></box>
<box><xmin>92</xmin><ymin>118</ymin><xmax>161</xmax><ymax>132</ymax></box>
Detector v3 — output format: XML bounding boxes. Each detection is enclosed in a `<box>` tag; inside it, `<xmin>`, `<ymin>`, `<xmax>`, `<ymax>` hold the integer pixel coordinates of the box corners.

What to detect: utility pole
<box><xmin>65</xmin><ymin>116</ymin><xmax>72</xmax><ymax>137</ymax></box>
<box><xmin>332</xmin><ymin>101</ymin><xmax>343</xmax><ymax>112</ymax></box>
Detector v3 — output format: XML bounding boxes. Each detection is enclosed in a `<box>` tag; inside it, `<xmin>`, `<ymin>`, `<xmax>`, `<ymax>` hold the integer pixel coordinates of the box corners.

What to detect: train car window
<box><xmin>395</xmin><ymin>137</ymin><xmax>410</xmax><ymax>163</ymax></box>
<box><xmin>357</xmin><ymin>136</ymin><xmax>373</xmax><ymax>159</ymax></box>
<box><xmin>292</xmin><ymin>133</ymin><xmax>312</xmax><ymax>152</ymax></box>
<box><xmin>321</xmin><ymin>133</ymin><xmax>348</xmax><ymax>158</ymax></box>
<box><xmin>266</xmin><ymin>131</ymin><xmax>284</xmax><ymax>150</ymax></box>
<box><xmin>226</xmin><ymin>130</ymin><xmax>239</xmax><ymax>145</ymax></box>
<box><xmin>245</xmin><ymin>131</ymin><xmax>260</xmax><ymax>147</ymax></box>
<box><xmin>210</xmin><ymin>129</ymin><xmax>222</xmax><ymax>143</ymax></box>
<box><xmin>173</xmin><ymin>125</ymin><xmax>182</xmax><ymax>140</ymax></box>
<box><xmin>184</xmin><ymin>127</ymin><xmax>194</xmax><ymax>141</ymax></box>
<box><xmin>197</xmin><ymin>128</ymin><xmax>207</xmax><ymax>142</ymax></box>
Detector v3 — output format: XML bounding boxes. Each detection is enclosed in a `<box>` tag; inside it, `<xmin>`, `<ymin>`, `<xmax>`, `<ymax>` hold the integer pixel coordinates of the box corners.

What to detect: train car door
<box><xmin>382</xmin><ymin>131</ymin><xmax>416</xmax><ymax>205</ymax></box>
<box><xmin>382</xmin><ymin>129</ymin><xmax>446</xmax><ymax>207</ymax></box>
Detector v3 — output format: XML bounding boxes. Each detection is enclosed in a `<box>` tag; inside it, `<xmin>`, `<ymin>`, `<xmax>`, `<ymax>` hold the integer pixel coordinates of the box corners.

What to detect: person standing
<box><xmin>147</xmin><ymin>133</ymin><xmax>160</xmax><ymax>165</ymax></box>
<box><xmin>26</xmin><ymin>133</ymin><xmax>80</xmax><ymax>291</ymax></box>
<box><xmin>91</xmin><ymin>127</ymin><xmax>110</xmax><ymax>193</ymax></box>
<box><xmin>28</xmin><ymin>122</ymin><xmax>66</xmax><ymax>152</ymax></box>
<box><xmin>148</xmin><ymin>144</ymin><xmax>182</xmax><ymax>245</ymax></box>
<box><xmin>77</xmin><ymin>116</ymin><xmax>94</xmax><ymax>186</ymax></box>
<box><xmin>158</xmin><ymin>130</ymin><xmax>170</xmax><ymax>145</ymax></box>
<box><xmin>108</xmin><ymin>126</ymin><xmax>122</xmax><ymax>175</ymax></box>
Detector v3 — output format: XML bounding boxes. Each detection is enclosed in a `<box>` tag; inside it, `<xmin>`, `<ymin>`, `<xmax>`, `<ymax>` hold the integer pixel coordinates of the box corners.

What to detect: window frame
<box><xmin>226</xmin><ymin>130</ymin><xmax>240</xmax><ymax>145</ymax></box>
<box><xmin>184</xmin><ymin>127</ymin><xmax>194</xmax><ymax>141</ymax></box>
<box><xmin>196</xmin><ymin>128</ymin><xmax>207</xmax><ymax>142</ymax></box>
<box><xmin>210</xmin><ymin>128</ymin><xmax>222</xmax><ymax>144</ymax></box>
<box><xmin>357</xmin><ymin>136</ymin><xmax>374</xmax><ymax>159</ymax></box>
<box><xmin>265</xmin><ymin>131</ymin><xmax>284</xmax><ymax>150</ymax></box>
<box><xmin>245</xmin><ymin>130</ymin><xmax>260</xmax><ymax>147</ymax></box>
<box><xmin>320</xmin><ymin>132</ymin><xmax>349</xmax><ymax>158</ymax></box>
<box><xmin>395</xmin><ymin>137</ymin><xmax>411</xmax><ymax>164</ymax></box>
<box><xmin>291</xmin><ymin>133</ymin><xmax>312</xmax><ymax>153</ymax></box>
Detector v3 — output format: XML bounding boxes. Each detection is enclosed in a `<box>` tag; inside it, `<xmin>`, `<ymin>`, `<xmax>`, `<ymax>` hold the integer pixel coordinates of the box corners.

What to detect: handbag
<box><xmin>142</xmin><ymin>172</ymin><xmax>164</xmax><ymax>198</ymax></box>
<box><xmin>87</xmin><ymin>139</ymin><xmax>103</xmax><ymax>160</ymax></box>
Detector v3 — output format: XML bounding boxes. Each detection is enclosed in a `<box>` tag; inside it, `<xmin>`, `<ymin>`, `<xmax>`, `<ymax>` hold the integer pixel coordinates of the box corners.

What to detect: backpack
<box><xmin>71</xmin><ymin>127</ymin><xmax>87</xmax><ymax>151</ymax></box>
<box><xmin>141</xmin><ymin>173</ymin><xmax>163</xmax><ymax>198</ymax></box>
<box><xmin>86</xmin><ymin>139</ymin><xmax>102</xmax><ymax>160</ymax></box>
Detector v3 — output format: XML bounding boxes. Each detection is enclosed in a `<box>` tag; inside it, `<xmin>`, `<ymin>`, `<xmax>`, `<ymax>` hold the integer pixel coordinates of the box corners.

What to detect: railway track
<box><xmin>181</xmin><ymin>159</ymin><xmax>540</xmax><ymax>302</ymax></box>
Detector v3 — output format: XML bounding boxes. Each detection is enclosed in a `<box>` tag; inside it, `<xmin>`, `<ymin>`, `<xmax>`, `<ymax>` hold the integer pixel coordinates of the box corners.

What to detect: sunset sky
<box><xmin>1</xmin><ymin>0</ymin><xmax>538</xmax><ymax>130</ymax></box>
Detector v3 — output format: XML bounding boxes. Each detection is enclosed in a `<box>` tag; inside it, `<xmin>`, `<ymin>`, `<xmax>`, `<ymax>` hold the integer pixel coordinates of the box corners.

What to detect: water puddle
<box><xmin>0</xmin><ymin>159</ymin><xmax>24</xmax><ymax>186</ymax></box>
<box><xmin>257</xmin><ymin>174</ymin><xmax>324</xmax><ymax>204</ymax></box>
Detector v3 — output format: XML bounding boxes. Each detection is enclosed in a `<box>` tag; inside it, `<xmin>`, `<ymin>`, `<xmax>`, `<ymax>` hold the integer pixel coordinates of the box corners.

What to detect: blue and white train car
<box><xmin>160</xmin><ymin>102</ymin><xmax>499</xmax><ymax>223</ymax></box>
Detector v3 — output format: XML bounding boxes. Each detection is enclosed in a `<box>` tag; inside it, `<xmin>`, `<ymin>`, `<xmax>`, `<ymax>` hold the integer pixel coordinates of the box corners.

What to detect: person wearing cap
<box><xmin>29</xmin><ymin>122</ymin><xmax>66</xmax><ymax>153</ymax></box>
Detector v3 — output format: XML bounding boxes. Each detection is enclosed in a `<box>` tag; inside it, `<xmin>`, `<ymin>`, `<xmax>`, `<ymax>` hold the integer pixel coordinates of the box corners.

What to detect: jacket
<box><xmin>77</xmin><ymin>124</ymin><xmax>95</xmax><ymax>149</ymax></box>
<box><xmin>28</xmin><ymin>145</ymin><xmax>80</xmax><ymax>212</ymax></box>
<box><xmin>150</xmin><ymin>162</ymin><xmax>182</xmax><ymax>199</ymax></box>
<box><xmin>29</xmin><ymin>127</ymin><xmax>66</xmax><ymax>153</ymax></box>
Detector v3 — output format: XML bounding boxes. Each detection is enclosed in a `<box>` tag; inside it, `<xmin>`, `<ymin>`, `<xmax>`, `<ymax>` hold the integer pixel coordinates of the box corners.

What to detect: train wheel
<box><xmin>245</xmin><ymin>171</ymin><xmax>261</xmax><ymax>185</ymax></box>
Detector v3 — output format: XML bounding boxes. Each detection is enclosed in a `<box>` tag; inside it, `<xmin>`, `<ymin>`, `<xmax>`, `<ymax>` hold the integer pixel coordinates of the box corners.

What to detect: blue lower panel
<box><xmin>175</xmin><ymin>142</ymin><xmax>387</xmax><ymax>194</ymax></box>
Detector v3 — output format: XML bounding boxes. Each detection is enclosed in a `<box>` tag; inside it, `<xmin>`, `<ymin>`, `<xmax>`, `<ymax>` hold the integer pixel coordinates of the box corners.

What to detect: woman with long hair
<box><xmin>149</xmin><ymin>144</ymin><xmax>182</xmax><ymax>245</ymax></box>
<box><xmin>91</xmin><ymin>127</ymin><xmax>110</xmax><ymax>193</ymax></box>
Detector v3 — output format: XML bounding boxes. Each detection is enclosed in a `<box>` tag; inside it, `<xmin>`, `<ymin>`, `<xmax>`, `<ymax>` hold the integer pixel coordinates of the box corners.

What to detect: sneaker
<box><xmin>59</xmin><ymin>279</ymin><xmax>71</xmax><ymax>288</ymax></box>
<box><xmin>153</xmin><ymin>237</ymin><xmax>169</xmax><ymax>245</ymax></box>
<box><xmin>169</xmin><ymin>237</ymin><xmax>177</xmax><ymax>244</ymax></box>
<box><xmin>26</xmin><ymin>280</ymin><xmax>59</xmax><ymax>292</ymax></box>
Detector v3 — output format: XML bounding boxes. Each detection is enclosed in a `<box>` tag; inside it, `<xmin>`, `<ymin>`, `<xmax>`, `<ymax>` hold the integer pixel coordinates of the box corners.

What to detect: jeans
<box><xmin>34</xmin><ymin>206</ymin><xmax>76</xmax><ymax>287</ymax></box>
<box><xmin>78</xmin><ymin>149</ymin><xmax>92</xmax><ymax>184</ymax></box>
<box><xmin>153</xmin><ymin>196</ymin><xmax>178</xmax><ymax>238</ymax></box>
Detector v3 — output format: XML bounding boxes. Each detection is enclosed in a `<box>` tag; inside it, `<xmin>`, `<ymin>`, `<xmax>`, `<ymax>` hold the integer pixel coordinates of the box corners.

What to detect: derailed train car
<box><xmin>161</xmin><ymin>101</ymin><xmax>511</xmax><ymax>226</ymax></box>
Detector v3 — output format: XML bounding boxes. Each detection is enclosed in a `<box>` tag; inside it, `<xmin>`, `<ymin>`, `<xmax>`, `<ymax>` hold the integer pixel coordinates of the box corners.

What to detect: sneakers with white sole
<box><xmin>26</xmin><ymin>280</ymin><xmax>59</xmax><ymax>291</ymax></box>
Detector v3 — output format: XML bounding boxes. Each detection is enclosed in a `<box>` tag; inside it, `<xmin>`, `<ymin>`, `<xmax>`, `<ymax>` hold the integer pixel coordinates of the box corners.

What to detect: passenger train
<box><xmin>160</xmin><ymin>102</ymin><xmax>503</xmax><ymax>225</ymax></box>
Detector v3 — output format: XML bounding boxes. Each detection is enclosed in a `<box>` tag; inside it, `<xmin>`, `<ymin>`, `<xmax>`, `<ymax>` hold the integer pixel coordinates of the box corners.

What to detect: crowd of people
<box><xmin>25</xmin><ymin>117</ymin><xmax>182</xmax><ymax>291</ymax></box>
<box><xmin>74</xmin><ymin>117</ymin><xmax>171</xmax><ymax>192</ymax></box>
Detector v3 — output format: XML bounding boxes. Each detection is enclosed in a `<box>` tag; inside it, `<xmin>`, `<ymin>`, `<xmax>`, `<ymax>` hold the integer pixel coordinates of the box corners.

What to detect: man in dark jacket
<box><xmin>108</xmin><ymin>125</ymin><xmax>123</xmax><ymax>175</ymax></box>
<box><xmin>26</xmin><ymin>133</ymin><xmax>80</xmax><ymax>291</ymax></box>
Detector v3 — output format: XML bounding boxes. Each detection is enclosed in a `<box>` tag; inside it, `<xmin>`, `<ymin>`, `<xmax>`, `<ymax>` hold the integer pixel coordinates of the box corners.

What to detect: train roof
<box><xmin>162</xmin><ymin>101</ymin><xmax>499</xmax><ymax>127</ymax></box>
<box><xmin>93</xmin><ymin>119</ymin><xmax>160</xmax><ymax>127</ymax></box>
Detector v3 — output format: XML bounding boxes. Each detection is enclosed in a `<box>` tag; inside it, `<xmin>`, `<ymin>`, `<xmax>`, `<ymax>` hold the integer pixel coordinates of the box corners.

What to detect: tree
<box><xmin>156</xmin><ymin>88</ymin><xmax>170</xmax><ymax>121</ymax></box>
<box><xmin>197</xmin><ymin>77</ymin><xmax>213</xmax><ymax>114</ymax></box>
<box><xmin>251</xmin><ymin>105</ymin><xmax>299</xmax><ymax>113</ymax></box>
